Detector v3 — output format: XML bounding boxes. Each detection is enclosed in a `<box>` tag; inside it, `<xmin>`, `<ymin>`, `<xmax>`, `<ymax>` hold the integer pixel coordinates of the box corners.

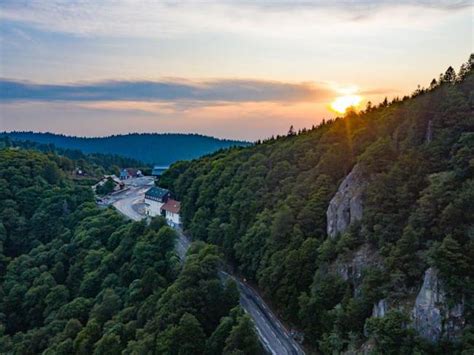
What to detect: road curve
<box><xmin>104</xmin><ymin>178</ymin><xmax>305</xmax><ymax>355</ymax></box>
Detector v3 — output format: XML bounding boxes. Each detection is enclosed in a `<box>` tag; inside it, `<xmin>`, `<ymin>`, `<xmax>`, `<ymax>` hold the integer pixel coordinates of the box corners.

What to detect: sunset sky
<box><xmin>0</xmin><ymin>0</ymin><xmax>472</xmax><ymax>141</ymax></box>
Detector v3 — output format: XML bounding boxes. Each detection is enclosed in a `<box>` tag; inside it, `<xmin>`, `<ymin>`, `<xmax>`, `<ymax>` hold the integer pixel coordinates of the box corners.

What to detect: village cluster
<box><xmin>94</xmin><ymin>166</ymin><xmax>181</xmax><ymax>227</ymax></box>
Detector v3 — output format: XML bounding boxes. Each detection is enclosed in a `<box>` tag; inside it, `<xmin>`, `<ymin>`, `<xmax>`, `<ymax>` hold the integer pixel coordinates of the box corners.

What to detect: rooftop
<box><xmin>121</xmin><ymin>168</ymin><xmax>140</xmax><ymax>175</ymax></box>
<box><xmin>162</xmin><ymin>199</ymin><xmax>181</xmax><ymax>214</ymax></box>
<box><xmin>145</xmin><ymin>186</ymin><xmax>169</xmax><ymax>199</ymax></box>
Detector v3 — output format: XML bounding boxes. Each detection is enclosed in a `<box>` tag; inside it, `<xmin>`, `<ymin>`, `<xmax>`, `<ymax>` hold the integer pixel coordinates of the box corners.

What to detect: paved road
<box><xmin>101</xmin><ymin>177</ymin><xmax>154</xmax><ymax>221</ymax></box>
<box><xmin>103</xmin><ymin>177</ymin><xmax>304</xmax><ymax>355</ymax></box>
<box><xmin>219</xmin><ymin>270</ymin><xmax>305</xmax><ymax>355</ymax></box>
<box><xmin>173</xmin><ymin>226</ymin><xmax>191</xmax><ymax>260</ymax></box>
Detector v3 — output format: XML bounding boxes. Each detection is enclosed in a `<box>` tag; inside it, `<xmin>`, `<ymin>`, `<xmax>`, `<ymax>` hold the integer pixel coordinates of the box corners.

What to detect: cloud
<box><xmin>0</xmin><ymin>1</ymin><xmax>470</xmax><ymax>38</ymax></box>
<box><xmin>0</xmin><ymin>99</ymin><xmax>333</xmax><ymax>141</ymax></box>
<box><xmin>0</xmin><ymin>78</ymin><xmax>332</xmax><ymax>103</ymax></box>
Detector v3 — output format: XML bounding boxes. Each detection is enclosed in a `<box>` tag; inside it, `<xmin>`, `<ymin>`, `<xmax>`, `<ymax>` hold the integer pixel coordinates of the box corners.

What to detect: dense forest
<box><xmin>0</xmin><ymin>149</ymin><xmax>261</xmax><ymax>354</ymax></box>
<box><xmin>1</xmin><ymin>132</ymin><xmax>250</xmax><ymax>166</ymax></box>
<box><xmin>162</xmin><ymin>56</ymin><xmax>474</xmax><ymax>353</ymax></box>
<box><xmin>0</xmin><ymin>137</ymin><xmax>149</xmax><ymax>177</ymax></box>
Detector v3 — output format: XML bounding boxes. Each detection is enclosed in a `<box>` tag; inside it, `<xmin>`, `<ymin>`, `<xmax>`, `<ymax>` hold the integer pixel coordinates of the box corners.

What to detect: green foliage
<box><xmin>365</xmin><ymin>311</ymin><xmax>419</xmax><ymax>354</ymax></box>
<box><xmin>223</xmin><ymin>314</ymin><xmax>263</xmax><ymax>355</ymax></box>
<box><xmin>430</xmin><ymin>234</ymin><xmax>472</xmax><ymax>299</ymax></box>
<box><xmin>175</xmin><ymin>313</ymin><xmax>207</xmax><ymax>354</ymax></box>
<box><xmin>0</xmin><ymin>136</ymin><xmax>147</xmax><ymax>177</ymax></box>
<box><xmin>0</xmin><ymin>148</ymin><xmax>256</xmax><ymax>354</ymax></box>
<box><xmin>206</xmin><ymin>308</ymin><xmax>248</xmax><ymax>355</ymax></box>
<box><xmin>95</xmin><ymin>178</ymin><xmax>116</xmax><ymax>196</ymax></box>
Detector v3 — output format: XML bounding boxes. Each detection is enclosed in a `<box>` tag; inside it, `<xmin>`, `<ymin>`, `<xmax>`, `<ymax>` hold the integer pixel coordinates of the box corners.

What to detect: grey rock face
<box><xmin>412</xmin><ymin>267</ymin><xmax>465</xmax><ymax>342</ymax></box>
<box><xmin>327</xmin><ymin>164</ymin><xmax>367</xmax><ymax>238</ymax></box>
<box><xmin>334</xmin><ymin>244</ymin><xmax>382</xmax><ymax>297</ymax></box>
<box><xmin>425</xmin><ymin>119</ymin><xmax>433</xmax><ymax>143</ymax></box>
<box><xmin>372</xmin><ymin>299</ymin><xmax>387</xmax><ymax>318</ymax></box>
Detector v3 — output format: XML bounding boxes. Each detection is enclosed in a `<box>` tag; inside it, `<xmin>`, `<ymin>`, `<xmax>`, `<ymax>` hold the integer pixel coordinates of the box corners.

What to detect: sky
<box><xmin>0</xmin><ymin>1</ymin><xmax>472</xmax><ymax>141</ymax></box>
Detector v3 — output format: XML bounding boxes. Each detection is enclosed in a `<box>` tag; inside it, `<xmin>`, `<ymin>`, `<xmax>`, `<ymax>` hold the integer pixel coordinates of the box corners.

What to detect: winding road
<box><xmin>103</xmin><ymin>177</ymin><xmax>305</xmax><ymax>355</ymax></box>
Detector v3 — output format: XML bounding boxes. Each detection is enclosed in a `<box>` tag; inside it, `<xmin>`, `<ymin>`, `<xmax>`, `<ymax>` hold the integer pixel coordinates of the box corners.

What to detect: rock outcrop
<box><xmin>327</xmin><ymin>164</ymin><xmax>367</xmax><ymax>238</ymax></box>
<box><xmin>333</xmin><ymin>243</ymin><xmax>382</xmax><ymax>297</ymax></box>
<box><xmin>372</xmin><ymin>299</ymin><xmax>388</xmax><ymax>318</ymax></box>
<box><xmin>411</xmin><ymin>267</ymin><xmax>465</xmax><ymax>343</ymax></box>
<box><xmin>425</xmin><ymin>119</ymin><xmax>433</xmax><ymax>143</ymax></box>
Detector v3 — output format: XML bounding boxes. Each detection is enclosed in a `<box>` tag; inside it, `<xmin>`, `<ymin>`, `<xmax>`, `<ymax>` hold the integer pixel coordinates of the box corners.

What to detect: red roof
<box><xmin>161</xmin><ymin>199</ymin><xmax>181</xmax><ymax>214</ymax></box>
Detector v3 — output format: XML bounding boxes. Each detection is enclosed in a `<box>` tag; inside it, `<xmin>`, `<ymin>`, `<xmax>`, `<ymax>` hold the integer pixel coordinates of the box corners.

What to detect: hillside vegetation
<box><xmin>0</xmin><ymin>137</ymin><xmax>148</xmax><ymax>178</ymax></box>
<box><xmin>1</xmin><ymin>132</ymin><xmax>250</xmax><ymax>165</ymax></box>
<box><xmin>0</xmin><ymin>149</ymin><xmax>261</xmax><ymax>354</ymax></box>
<box><xmin>162</xmin><ymin>56</ymin><xmax>474</xmax><ymax>353</ymax></box>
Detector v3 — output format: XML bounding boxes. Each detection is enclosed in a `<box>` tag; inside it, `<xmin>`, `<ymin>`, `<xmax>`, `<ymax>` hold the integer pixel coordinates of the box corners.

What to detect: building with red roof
<box><xmin>161</xmin><ymin>199</ymin><xmax>181</xmax><ymax>226</ymax></box>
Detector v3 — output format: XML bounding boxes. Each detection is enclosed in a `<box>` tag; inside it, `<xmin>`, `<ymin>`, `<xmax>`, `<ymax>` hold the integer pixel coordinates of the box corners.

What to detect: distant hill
<box><xmin>0</xmin><ymin>132</ymin><xmax>250</xmax><ymax>165</ymax></box>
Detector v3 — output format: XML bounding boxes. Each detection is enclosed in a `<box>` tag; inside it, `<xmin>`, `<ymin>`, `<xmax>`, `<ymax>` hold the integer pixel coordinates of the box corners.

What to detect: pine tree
<box><xmin>442</xmin><ymin>66</ymin><xmax>456</xmax><ymax>83</ymax></box>
<box><xmin>175</xmin><ymin>313</ymin><xmax>206</xmax><ymax>355</ymax></box>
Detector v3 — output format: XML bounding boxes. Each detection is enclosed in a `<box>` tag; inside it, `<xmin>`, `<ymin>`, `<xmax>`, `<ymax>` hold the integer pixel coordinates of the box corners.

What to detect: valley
<box><xmin>105</xmin><ymin>177</ymin><xmax>304</xmax><ymax>354</ymax></box>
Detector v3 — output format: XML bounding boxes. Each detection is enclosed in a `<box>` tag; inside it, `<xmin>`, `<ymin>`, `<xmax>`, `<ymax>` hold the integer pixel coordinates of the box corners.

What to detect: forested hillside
<box><xmin>0</xmin><ymin>137</ymin><xmax>148</xmax><ymax>177</ymax></box>
<box><xmin>0</xmin><ymin>149</ymin><xmax>261</xmax><ymax>354</ymax></box>
<box><xmin>1</xmin><ymin>132</ymin><xmax>250</xmax><ymax>165</ymax></box>
<box><xmin>162</xmin><ymin>56</ymin><xmax>474</xmax><ymax>353</ymax></box>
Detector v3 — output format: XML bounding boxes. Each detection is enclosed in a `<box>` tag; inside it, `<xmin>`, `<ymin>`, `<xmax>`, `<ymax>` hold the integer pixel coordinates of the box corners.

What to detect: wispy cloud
<box><xmin>0</xmin><ymin>1</ymin><xmax>470</xmax><ymax>38</ymax></box>
<box><xmin>0</xmin><ymin>78</ymin><xmax>332</xmax><ymax>103</ymax></box>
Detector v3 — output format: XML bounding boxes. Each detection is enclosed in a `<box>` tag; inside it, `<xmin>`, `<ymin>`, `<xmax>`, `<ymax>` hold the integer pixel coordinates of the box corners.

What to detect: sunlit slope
<box><xmin>162</xmin><ymin>61</ymin><xmax>473</xmax><ymax>352</ymax></box>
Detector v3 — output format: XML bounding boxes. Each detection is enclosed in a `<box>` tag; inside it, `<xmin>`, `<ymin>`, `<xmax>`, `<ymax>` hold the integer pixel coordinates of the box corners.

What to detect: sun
<box><xmin>330</xmin><ymin>94</ymin><xmax>362</xmax><ymax>114</ymax></box>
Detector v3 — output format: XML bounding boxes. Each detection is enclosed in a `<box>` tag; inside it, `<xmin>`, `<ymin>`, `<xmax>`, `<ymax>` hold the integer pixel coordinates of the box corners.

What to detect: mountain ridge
<box><xmin>1</xmin><ymin>131</ymin><xmax>251</xmax><ymax>166</ymax></box>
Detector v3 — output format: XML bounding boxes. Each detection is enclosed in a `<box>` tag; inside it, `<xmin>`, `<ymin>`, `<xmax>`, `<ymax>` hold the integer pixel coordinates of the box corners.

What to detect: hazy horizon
<box><xmin>1</xmin><ymin>130</ymin><xmax>252</xmax><ymax>142</ymax></box>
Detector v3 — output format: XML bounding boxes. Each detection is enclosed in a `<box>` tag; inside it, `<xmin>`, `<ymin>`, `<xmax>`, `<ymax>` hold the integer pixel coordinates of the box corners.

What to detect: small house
<box><xmin>161</xmin><ymin>199</ymin><xmax>181</xmax><ymax>226</ymax></box>
<box><xmin>120</xmin><ymin>168</ymin><xmax>143</xmax><ymax>180</ymax></box>
<box><xmin>144</xmin><ymin>186</ymin><xmax>170</xmax><ymax>216</ymax></box>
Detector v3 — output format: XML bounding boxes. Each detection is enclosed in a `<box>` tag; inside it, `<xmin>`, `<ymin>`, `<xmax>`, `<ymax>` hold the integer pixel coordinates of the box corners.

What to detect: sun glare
<box><xmin>330</xmin><ymin>95</ymin><xmax>362</xmax><ymax>114</ymax></box>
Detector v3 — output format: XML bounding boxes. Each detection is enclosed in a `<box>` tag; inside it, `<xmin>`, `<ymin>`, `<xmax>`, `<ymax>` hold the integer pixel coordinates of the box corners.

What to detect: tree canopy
<box><xmin>0</xmin><ymin>148</ymin><xmax>261</xmax><ymax>354</ymax></box>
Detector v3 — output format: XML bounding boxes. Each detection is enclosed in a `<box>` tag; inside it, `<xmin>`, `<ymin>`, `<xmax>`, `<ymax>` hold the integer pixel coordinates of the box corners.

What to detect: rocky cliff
<box><xmin>369</xmin><ymin>268</ymin><xmax>465</xmax><ymax>343</ymax></box>
<box><xmin>332</xmin><ymin>243</ymin><xmax>382</xmax><ymax>297</ymax></box>
<box><xmin>327</xmin><ymin>164</ymin><xmax>368</xmax><ymax>238</ymax></box>
<box><xmin>411</xmin><ymin>267</ymin><xmax>465</xmax><ymax>343</ymax></box>
<box><xmin>328</xmin><ymin>165</ymin><xmax>467</xmax><ymax>345</ymax></box>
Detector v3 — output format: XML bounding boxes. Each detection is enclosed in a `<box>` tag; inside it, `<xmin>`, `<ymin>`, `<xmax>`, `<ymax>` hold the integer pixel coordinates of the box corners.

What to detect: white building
<box><xmin>161</xmin><ymin>199</ymin><xmax>181</xmax><ymax>226</ymax></box>
<box><xmin>144</xmin><ymin>187</ymin><xmax>170</xmax><ymax>217</ymax></box>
